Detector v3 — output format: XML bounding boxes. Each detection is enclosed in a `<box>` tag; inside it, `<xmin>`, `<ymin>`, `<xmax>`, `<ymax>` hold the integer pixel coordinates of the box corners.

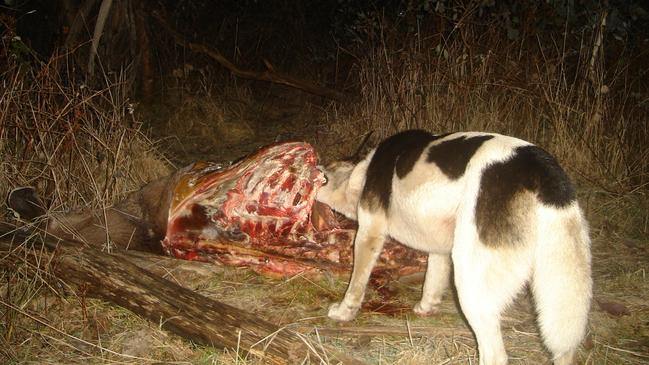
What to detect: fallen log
<box><xmin>0</xmin><ymin>230</ymin><xmax>365</xmax><ymax>365</ymax></box>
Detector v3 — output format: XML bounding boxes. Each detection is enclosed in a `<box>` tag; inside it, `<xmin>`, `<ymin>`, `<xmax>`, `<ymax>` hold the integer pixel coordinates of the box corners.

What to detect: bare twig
<box><xmin>151</xmin><ymin>11</ymin><xmax>345</xmax><ymax>101</ymax></box>
<box><xmin>88</xmin><ymin>0</ymin><xmax>113</xmax><ymax>76</ymax></box>
<box><xmin>297</xmin><ymin>325</ymin><xmax>473</xmax><ymax>338</ymax></box>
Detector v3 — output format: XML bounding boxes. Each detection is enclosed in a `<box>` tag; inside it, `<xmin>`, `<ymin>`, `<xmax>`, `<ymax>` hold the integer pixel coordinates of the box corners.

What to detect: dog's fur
<box><xmin>316</xmin><ymin>130</ymin><xmax>592</xmax><ymax>365</ymax></box>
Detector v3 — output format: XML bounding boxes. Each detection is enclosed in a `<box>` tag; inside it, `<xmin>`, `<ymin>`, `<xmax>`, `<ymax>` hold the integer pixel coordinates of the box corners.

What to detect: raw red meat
<box><xmin>162</xmin><ymin>142</ymin><xmax>426</xmax><ymax>281</ymax></box>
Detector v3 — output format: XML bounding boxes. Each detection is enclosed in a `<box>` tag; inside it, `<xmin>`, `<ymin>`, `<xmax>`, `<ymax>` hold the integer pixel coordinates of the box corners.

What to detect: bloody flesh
<box><xmin>162</xmin><ymin>142</ymin><xmax>426</xmax><ymax>280</ymax></box>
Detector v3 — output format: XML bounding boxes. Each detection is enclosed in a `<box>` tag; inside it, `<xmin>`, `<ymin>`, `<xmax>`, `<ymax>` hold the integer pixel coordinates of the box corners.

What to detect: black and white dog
<box><xmin>316</xmin><ymin>130</ymin><xmax>592</xmax><ymax>365</ymax></box>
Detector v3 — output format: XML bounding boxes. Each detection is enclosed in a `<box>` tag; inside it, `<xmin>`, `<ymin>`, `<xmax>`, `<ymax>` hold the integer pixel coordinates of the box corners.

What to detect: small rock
<box><xmin>352</xmin><ymin>335</ymin><xmax>373</xmax><ymax>350</ymax></box>
<box><xmin>582</xmin><ymin>333</ymin><xmax>594</xmax><ymax>350</ymax></box>
<box><xmin>121</xmin><ymin>329</ymin><xmax>157</xmax><ymax>357</ymax></box>
<box><xmin>596</xmin><ymin>299</ymin><xmax>631</xmax><ymax>317</ymax></box>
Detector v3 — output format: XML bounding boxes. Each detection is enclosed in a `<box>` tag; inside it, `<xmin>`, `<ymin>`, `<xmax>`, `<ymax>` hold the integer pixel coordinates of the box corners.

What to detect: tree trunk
<box><xmin>0</xmin><ymin>232</ymin><xmax>365</xmax><ymax>365</ymax></box>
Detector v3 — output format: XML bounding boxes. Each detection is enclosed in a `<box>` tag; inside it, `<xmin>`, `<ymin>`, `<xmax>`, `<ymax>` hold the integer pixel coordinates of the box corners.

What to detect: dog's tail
<box><xmin>531</xmin><ymin>204</ymin><xmax>592</xmax><ymax>365</ymax></box>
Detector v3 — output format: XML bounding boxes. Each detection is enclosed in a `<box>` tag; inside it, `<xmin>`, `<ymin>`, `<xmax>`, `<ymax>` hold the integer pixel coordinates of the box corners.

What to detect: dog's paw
<box><xmin>413</xmin><ymin>301</ymin><xmax>440</xmax><ymax>316</ymax></box>
<box><xmin>328</xmin><ymin>302</ymin><xmax>358</xmax><ymax>321</ymax></box>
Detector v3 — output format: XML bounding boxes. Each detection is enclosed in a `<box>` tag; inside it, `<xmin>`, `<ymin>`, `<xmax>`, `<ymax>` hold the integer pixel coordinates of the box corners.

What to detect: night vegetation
<box><xmin>1</xmin><ymin>1</ymin><xmax>648</xmax><ymax>363</ymax></box>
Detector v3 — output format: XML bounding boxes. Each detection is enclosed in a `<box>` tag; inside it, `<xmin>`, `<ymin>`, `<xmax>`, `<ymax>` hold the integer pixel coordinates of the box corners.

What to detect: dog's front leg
<box><xmin>329</xmin><ymin>209</ymin><xmax>386</xmax><ymax>321</ymax></box>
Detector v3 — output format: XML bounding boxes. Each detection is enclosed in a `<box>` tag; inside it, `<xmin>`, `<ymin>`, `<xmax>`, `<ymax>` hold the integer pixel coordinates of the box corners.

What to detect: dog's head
<box><xmin>316</xmin><ymin>154</ymin><xmax>372</xmax><ymax>220</ymax></box>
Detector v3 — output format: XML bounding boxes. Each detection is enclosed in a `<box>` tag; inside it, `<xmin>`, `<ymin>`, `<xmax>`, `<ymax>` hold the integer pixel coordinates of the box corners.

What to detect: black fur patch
<box><xmin>475</xmin><ymin>145</ymin><xmax>576</xmax><ymax>247</ymax></box>
<box><xmin>362</xmin><ymin>130</ymin><xmax>446</xmax><ymax>211</ymax></box>
<box><xmin>426</xmin><ymin>135</ymin><xmax>494</xmax><ymax>179</ymax></box>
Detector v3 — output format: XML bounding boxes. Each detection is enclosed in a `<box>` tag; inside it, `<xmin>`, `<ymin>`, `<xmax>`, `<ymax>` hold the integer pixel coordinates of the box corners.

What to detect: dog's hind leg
<box><xmin>328</xmin><ymin>207</ymin><xmax>387</xmax><ymax>321</ymax></box>
<box><xmin>532</xmin><ymin>206</ymin><xmax>591</xmax><ymax>365</ymax></box>
<box><xmin>414</xmin><ymin>253</ymin><xmax>451</xmax><ymax>315</ymax></box>
<box><xmin>452</xmin><ymin>228</ymin><xmax>532</xmax><ymax>365</ymax></box>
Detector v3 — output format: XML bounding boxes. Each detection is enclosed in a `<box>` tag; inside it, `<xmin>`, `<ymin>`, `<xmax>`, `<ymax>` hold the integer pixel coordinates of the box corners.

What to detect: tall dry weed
<box><xmin>0</xmin><ymin>57</ymin><xmax>171</xmax><ymax>214</ymax></box>
<box><xmin>0</xmin><ymin>55</ymin><xmax>171</xmax><ymax>362</ymax></box>
<box><xmin>323</xmin><ymin>24</ymin><xmax>648</xmax><ymax>197</ymax></box>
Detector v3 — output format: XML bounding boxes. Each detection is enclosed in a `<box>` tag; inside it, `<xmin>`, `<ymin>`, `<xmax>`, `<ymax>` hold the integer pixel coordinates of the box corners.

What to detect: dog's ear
<box><xmin>345</xmin><ymin>131</ymin><xmax>374</xmax><ymax>163</ymax></box>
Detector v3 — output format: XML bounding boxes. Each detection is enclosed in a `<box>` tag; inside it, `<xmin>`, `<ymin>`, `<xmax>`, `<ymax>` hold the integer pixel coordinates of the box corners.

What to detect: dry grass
<box><xmin>0</xmin><ymin>60</ymin><xmax>171</xmax><ymax>212</ymax></box>
<box><xmin>317</xmin><ymin>30</ymin><xmax>649</xmax><ymax>196</ymax></box>
<box><xmin>141</xmin><ymin>70</ymin><xmax>256</xmax><ymax>163</ymax></box>
<box><xmin>0</xmin><ymin>58</ymin><xmax>173</xmax><ymax>363</ymax></box>
<box><xmin>2</xmin><ymin>18</ymin><xmax>649</xmax><ymax>365</ymax></box>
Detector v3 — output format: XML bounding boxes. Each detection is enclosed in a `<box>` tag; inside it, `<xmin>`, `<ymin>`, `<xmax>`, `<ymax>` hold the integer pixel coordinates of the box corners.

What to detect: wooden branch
<box><xmin>0</xmin><ymin>231</ymin><xmax>365</xmax><ymax>365</ymax></box>
<box><xmin>151</xmin><ymin>11</ymin><xmax>345</xmax><ymax>101</ymax></box>
<box><xmin>87</xmin><ymin>0</ymin><xmax>113</xmax><ymax>76</ymax></box>
<box><xmin>116</xmin><ymin>248</ymin><xmax>225</xmax><ymax>288</ymax></box>
<box><xmin>299</xmin><ymin>325</ymin><xmax>472</xmax><ymax>338</ymax></box>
